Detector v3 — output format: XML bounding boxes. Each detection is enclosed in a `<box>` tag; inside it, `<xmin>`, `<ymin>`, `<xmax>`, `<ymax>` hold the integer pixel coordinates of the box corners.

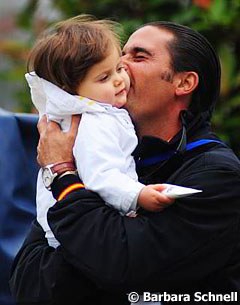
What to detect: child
<box><xmin>26</xmin><ymin>15</ymin><xmax>173</xmax><ymax>248</ymax></box>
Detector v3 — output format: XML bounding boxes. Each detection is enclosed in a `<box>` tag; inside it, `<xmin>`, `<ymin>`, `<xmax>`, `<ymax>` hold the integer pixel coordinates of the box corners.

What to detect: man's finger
<box><xmin>47</xmin><ymin>120</ymin><xmax>62</xmax><ymax>132</ymax></box>
<box><xmin>37</xmin><ymin>115</ymin><xmax>47</xmax><ymax>134</ymax></box>
<box><xmin>69</xmin><ymin>115</ymin><xmax>81</xmax><ymax>136</ymax></box>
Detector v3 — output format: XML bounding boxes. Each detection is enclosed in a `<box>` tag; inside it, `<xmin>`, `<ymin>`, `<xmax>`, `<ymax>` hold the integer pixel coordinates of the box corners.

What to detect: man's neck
<box><xmin>136</xmin><ymin>117</ymin><xmax>182</xmax><ymax>141</ymax></box>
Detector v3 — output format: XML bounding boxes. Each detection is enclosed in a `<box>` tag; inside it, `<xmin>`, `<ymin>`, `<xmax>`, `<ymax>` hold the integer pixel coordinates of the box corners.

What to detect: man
<box><xmin>10</xmin><ymin>22</ymin><xmax>240</xmax><ymax>305</ymax></box>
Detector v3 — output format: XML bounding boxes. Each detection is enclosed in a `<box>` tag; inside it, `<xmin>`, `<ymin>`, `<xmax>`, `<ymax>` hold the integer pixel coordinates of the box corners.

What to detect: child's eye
<box><xmin>99</xmin><ymin>74</ymin><xmax>109</xmax><ymax>82</ymax></box>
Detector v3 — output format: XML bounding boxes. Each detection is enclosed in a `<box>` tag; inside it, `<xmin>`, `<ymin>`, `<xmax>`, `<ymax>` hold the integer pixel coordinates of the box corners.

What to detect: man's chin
<box><xmin>124</xmin><ymin>102</ymin><xmax>135</xmax><ymax>117</ymax></box>
<box><xmin>124</xmin><ymin>101</ymin><xmax>130</xmax><ymax>111</ymax></box>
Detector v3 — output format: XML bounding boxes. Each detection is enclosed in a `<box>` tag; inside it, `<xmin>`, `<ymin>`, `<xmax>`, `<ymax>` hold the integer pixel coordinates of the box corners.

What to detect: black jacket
<box><xmin>10</xmin><ymin>113</ymin><xmax>240</xmax><ymax>304</ymax></box>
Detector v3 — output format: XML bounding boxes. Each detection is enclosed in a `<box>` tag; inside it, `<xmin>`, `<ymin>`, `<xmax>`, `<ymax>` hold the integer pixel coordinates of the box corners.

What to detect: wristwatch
<box><xmin>42</xmin><ymin>161</ymin><xmax>76</xmax><ymax>190</ymax></box>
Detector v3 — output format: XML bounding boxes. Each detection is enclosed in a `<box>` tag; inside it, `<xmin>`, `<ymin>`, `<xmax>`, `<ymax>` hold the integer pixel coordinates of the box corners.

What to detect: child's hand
<box><xmin>137</xmin><ymin>184</ymin><xmax>174</xmax><ymax>212</ymax></box>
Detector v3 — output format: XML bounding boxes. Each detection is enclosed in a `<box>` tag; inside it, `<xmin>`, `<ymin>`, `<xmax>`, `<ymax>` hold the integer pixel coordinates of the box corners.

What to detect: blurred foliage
<box><xmin>1</xmin><ymin>0</ymin><xmax>240</xmax><ymax>154</ymax></box>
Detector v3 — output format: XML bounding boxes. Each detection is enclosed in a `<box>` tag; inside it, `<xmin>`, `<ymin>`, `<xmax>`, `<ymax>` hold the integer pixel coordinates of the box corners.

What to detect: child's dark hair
<box><xmin>27</xmin><ymin>15</ymin><xmax>122</xmax><ymax>94</ymax></box>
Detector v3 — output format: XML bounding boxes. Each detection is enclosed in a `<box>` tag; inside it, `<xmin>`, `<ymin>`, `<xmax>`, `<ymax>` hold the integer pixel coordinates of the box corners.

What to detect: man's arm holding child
<box><xmin>35</xmin><ymin>117</ymin><xmax>236</xmax><ymax>291</ymax></box>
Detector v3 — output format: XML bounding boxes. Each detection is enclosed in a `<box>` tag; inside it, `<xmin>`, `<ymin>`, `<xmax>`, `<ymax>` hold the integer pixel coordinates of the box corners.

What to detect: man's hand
<box><xmin>37</xmin><ymin>115</ymin><xmax>80</xmax><ymax>167</ymax></box>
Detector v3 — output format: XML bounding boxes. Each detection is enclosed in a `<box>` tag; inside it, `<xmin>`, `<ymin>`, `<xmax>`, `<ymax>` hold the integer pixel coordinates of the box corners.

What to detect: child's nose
<box><xmin>114</xmin><ymin>74</ymin><xmax>123</xmax><ymax>87</ymax></box>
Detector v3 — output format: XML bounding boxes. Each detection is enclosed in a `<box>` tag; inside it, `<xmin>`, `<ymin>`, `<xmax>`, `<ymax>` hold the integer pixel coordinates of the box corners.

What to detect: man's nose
<box><xmin>121</xmin><ymin>54</ymin><xmax>129</xmax><ymax>70</ymax></box>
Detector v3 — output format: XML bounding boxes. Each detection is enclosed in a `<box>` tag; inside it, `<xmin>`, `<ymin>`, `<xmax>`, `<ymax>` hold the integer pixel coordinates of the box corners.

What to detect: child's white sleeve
<box><xmin>73</xmin><ymin>113</ymin><xmax>144</xmax><ymax>215</ymax></box>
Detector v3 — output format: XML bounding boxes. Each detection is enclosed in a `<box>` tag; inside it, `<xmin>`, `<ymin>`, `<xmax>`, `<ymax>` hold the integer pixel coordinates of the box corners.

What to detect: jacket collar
<box><xmin>133</xmin><ymin>110</ymin><xmax>214</xmax><ymax>160</ymax></box>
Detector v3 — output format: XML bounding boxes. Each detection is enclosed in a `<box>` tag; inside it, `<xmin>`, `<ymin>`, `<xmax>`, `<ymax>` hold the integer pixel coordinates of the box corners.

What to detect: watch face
<box><xmin>42</xmin><ymin>168</ymin><xmax>53</xmax><ymax>189</ymax></box>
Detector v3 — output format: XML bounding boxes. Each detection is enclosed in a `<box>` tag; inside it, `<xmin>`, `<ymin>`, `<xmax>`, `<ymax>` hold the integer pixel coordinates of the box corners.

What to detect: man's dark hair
<box><xmin>142</xmin><ymin>21</ymin><xmax>221</xmax><ymax>118</ymax></box>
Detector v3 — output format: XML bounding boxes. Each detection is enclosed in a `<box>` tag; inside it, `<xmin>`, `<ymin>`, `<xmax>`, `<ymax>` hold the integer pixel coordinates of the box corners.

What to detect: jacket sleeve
<box><xmin>9</xmin><ymin>220</ymin><xmax>99</xmax><ymax>305</ymax></box>
<box><xmin>48</xmin><ymin>166</ymin><xmax>240</xmax><ymax>292</ymax></box>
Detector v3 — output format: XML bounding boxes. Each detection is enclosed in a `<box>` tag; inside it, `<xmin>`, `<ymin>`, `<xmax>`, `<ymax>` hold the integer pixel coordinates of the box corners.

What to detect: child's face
<box><xmin>76</xmin><ymin>46</ymin><xmax>130</xmax><ymax>108</ymax></box>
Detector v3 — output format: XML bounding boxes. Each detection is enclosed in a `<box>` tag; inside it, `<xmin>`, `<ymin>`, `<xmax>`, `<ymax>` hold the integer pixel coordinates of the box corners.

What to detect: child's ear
<box><xmin>175</xmin><ymin>71</ymin><xmax>199</xmax><ymax>96</ymax></box>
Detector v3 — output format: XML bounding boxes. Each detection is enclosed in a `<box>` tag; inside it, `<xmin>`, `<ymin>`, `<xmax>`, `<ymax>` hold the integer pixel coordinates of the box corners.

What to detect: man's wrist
<box><xmin>57</xmin><ymin>170</ymin><xmax>78</xmax><ymax>180</ymax></box>
<box><xmin>50</xmin><ymin>161</ymin><xmax>76</xmax><ymax>175</ymax></box>
<box><xmin>42</xmin><ymin>161</ymin><xmax>76</xmax><ymax>190</ymax></box>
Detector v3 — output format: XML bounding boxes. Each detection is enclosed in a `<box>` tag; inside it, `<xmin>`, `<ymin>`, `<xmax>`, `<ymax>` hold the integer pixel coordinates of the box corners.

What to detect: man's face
<box><xmin>122</xmin><ymin>26</ymin><xmax>177</xmax><ymax>128</ymax></box>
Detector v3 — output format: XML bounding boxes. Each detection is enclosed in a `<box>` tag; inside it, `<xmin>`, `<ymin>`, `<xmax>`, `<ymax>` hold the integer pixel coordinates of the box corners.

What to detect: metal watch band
<box><xmin>57</xmin><ymin>170</ymin><xmax>78</xmax><ymax>180</ymax></box>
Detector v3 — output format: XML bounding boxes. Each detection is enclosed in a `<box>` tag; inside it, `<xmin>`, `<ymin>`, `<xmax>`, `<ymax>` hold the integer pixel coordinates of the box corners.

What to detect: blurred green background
<box><xmin>0</xmin><ymin>0</ymin><xmax>240</xmax><ymax>155</ymax></box>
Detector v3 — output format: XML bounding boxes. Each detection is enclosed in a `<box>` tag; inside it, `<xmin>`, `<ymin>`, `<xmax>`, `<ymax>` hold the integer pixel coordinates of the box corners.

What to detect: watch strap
<box><xmin>51</xmin><ymin>161</ymin><xmax>76</xmax><ymax>175</ymax></box>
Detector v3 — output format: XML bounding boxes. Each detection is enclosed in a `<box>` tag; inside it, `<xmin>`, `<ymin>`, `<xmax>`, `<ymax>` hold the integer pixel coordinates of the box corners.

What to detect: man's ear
<box><xmin>175</xmin><ymin>72</ymin><xmax>199</xmax><ymax>96</ymax></box>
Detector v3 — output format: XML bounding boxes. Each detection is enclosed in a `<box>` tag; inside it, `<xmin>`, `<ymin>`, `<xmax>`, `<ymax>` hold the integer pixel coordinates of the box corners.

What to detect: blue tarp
<box><xmin>0</xmin><ymin>110</ymin><xmax>38</xmax><ymax>305</ymax></box>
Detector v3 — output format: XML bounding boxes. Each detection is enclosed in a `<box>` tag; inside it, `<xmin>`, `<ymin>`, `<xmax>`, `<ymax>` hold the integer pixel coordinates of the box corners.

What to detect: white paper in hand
<box><xmin>161</xmin><ymin>184</ymin><xmax>202</xmax><ymax>198</ymax></box>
